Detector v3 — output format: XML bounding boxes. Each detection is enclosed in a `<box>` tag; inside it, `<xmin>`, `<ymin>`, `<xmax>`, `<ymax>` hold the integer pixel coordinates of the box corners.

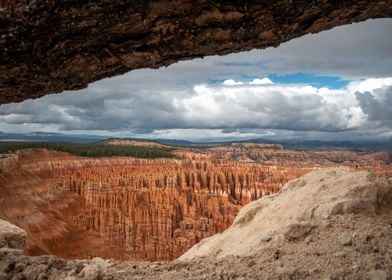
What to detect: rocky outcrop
<box><xmin>1</xmin><ymin>169</ymin><xmax>391</xmax><ymax>279</ymax></box>
<box><xmin>0</xmin><ymin>249</ymin><xmax>110</xmax><ymax>280</ymax></box>
<box><xmin>1</xmin><ymin>1</ymin><xmax>392</xmax><ymax>104</ymax></box>
<box><xmin>0</xmin><ymin>219</ymin><xmax>26</xmax><ymax>250</ymax></box>
<box><xmin>0</xmin><ymin>149</ymin><xmax>309</xmax><ymax>260</ymax></box>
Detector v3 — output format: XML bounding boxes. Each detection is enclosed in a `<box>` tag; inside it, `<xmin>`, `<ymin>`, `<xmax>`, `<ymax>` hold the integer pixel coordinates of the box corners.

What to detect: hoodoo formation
<box><xmin>0</xmin><ymin>148</ymin><xmax>308</xmax><ymax>260</ymax></box>
<box><xmin>1</xmin><ymin>168</ymin><xmax>391</xmax><ymax>279</ymax></box>
<box><xmin>1</xmin><ymin>0</ymin><xmax>392</xmax><ymax>104</ymax></box>
<box><xmin>0</xmin><ymin>146</ymin><xmax>390</xmax><ymax>261</ymax></box>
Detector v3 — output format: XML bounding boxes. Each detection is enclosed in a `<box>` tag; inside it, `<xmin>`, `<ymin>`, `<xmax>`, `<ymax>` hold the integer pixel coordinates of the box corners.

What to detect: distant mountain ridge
<box><xmin>0</xmin><ymin>132</ymin><xmax>390</xmax><ymax>152</ymax></box>
<box><xmin>0</xmin><ymin>131</ymin><xmax>106</xmax><ymax>143</ymax></box>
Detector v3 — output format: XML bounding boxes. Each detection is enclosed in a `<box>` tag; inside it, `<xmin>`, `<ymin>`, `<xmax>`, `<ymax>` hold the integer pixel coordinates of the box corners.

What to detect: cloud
<box><xmin>250</xmin><ymin>78</ymin><xmax>274</xmax><ymax>85</ymax></box>
<box><xmin>209</xmin><ymin>19</ymin><xmax>392</xmax><ymax>79</ymax></box>
<box><xmin>355</xmin><ymin>85</ymin><xmax>392</xmax><ymax>128</ymax></box>
<box><xmin>175</xmin><ymin>83</ymin><xmax>348</xmax><ymax>131</ymax></box>
<box><xmin>0</xmin><ymin>75</ymin><xmax>390</xmax><ymax>141</ymax></box>
<box><xmin>223</xmin><ymin>79</ymin><xmax>244</xmax><ymax>86</ymax></box>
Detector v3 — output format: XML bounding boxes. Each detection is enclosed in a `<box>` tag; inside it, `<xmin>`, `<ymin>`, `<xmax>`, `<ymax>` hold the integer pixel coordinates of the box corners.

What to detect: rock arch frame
<box><xmin>0</xmin><ymin>0</ymin><xmax>391</xmax><ymax>104</ymax></box>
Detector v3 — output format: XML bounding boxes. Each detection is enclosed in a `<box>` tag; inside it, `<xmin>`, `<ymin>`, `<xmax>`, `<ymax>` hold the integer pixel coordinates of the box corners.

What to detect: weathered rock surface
<box><xmin>179</xmin><ymin>169</ymin><xmax>392</xmax><ymax>259</ymax></box>
<box><xmin>0</xmin><ymin>219</ymin><xmax>26</xmax><ymax>250</ymax></box>
<box><xmin>0</xmin><ymin>250</ymin><xmax>109</xmax><ymax>280</ymax></box>
<box><xmin>1</xmin><ymin>1</ymin><xmax>392</xmax><ymax>104</ymax></box>
<box><xmin>1</xmin><ymin>169</ymin><xmax>391</xmax><ymax>279</ymax></box>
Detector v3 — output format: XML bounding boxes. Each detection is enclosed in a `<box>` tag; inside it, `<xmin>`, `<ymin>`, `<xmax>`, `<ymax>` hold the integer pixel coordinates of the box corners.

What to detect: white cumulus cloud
<box><xmin>250</xmin><ymin>78</ymin><xmax>274</xmax><ymax>85</ymax></box>
<box><xmin>223</xmin><ymin>79</ymin><xmax>244</xmax><ymax>86</ymax></box>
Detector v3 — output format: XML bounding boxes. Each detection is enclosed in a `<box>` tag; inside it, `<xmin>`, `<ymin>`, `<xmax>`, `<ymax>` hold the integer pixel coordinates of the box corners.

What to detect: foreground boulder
<box><xmin>0</xmin><ymin>219</ymin><xmax>26</xmax><ymax>250</ymax></box>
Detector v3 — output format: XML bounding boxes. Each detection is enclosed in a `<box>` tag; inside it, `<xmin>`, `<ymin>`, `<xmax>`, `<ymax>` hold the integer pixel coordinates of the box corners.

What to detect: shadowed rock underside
<box><xmin>1</xmin><ymin>0</ymin><xmax>392</xmax><ymax>104</ymax></box>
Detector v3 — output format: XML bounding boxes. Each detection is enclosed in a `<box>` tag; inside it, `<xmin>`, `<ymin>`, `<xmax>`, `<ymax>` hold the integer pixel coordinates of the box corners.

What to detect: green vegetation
<box><xmin>0</xmin><ymin>142</ymin><xmax>176</xmax><ymax>158</ymax></box>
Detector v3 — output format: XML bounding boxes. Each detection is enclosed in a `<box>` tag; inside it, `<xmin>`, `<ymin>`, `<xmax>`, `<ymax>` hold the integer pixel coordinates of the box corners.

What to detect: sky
<box><xmin>0</xmin><ymin>19</ymin><xmax>391</xmax><ymax>142</ymax></box>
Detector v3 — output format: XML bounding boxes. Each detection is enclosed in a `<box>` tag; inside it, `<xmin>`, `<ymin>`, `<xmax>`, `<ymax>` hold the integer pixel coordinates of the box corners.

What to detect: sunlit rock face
<box><xmin>1</xmin><ymin>0</ymin><xmax>392</xmax><ymax>104</ymax></box>
<box><xmin>0</xmin><ymin>148</ymin><xmax>389</xmax><ymax>261</ymax></box>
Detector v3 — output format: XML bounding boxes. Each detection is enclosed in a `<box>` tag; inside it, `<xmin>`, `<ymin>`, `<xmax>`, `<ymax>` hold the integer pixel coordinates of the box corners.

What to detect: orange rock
<box><xmin>0</xmin><ymin>147</ymin><xmax>389</xmax><ymax>261</ymax></box>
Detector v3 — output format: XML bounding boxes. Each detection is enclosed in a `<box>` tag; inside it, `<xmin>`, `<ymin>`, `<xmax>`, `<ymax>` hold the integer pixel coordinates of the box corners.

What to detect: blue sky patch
<box><xmin>205</xmin><ymin>73</ymin><xmax>349</xmax><ymax>89</ymax></box>
<box><xmin>267</xmin><ymin>73</ymin><xmax>349</xmax><ymax>89</ymax></box>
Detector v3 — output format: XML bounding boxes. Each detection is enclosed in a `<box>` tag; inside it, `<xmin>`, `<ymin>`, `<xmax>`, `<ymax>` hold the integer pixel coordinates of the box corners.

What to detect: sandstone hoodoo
<box><xmin>1</xmin><ymin>1</ymin><xmax>392</xmax><ymax>104</ymax></box>
<box><xmin>0</xmin><ymin>147</ymin><xmax>390</xmax><ymax>262</ymax></box>
<box><xmin>1</xmin><ymin>169</ymin><xmax>391</xmax><ymax>279</ymax></box>
<box><xmin>0</xmin><ymin>148</ymin><xmax>308</xmax><ymax>260</ymax></box>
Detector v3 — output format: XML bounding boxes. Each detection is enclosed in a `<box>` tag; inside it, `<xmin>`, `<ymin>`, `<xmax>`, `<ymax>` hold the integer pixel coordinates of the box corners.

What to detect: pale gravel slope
<box><xmin>180</xmin><ymin>168</ymin><xmax>391</xmax><ymax>260</ymax></box>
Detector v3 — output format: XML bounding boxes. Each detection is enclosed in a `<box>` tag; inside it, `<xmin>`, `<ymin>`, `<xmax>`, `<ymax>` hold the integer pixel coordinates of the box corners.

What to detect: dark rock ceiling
<box><xmin>1</xmin><ymin>0</ymin><xmax>391</xmax><ymax>104</ymax></box>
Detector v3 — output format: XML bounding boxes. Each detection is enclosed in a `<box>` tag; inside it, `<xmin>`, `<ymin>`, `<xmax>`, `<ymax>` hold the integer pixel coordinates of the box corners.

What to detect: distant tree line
<box><xmin>0</xmin><ymin>142</ymin><xmax>176</xmax><ymax>158</ymax></box>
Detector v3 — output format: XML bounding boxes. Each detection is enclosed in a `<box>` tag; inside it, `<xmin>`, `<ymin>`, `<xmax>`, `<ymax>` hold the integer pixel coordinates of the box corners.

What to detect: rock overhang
<box><xmin>0</xmin><ymin>0</ymin><xmax>392</xmax><ymax>104</ymax></box>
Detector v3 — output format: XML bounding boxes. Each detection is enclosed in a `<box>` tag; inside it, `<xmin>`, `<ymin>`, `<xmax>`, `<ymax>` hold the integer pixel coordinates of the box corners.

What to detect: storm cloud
<box><xmin>355</xmin><ymin>86</ymin><xmax>392</xmax><ymax>128</ymax></box>
<box><xmin>0</xmin><ymin>77</ymin><xmax>391</xmax><ymax>139</ymax></box>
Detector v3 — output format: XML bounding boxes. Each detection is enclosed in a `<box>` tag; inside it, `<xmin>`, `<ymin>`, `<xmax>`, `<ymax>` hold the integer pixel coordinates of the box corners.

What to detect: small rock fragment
<box><xmin>305</xmin><ymin>235</ymin><xmax>313</xmax><ymax>244</ymax></box>
<box><xmin>368</xmin><ymin>270</ymin><xmax>388</xmax><ymax>280</ymax></box>
<box><xmin>338</xmin><ymin>232</ymin><xmax>352</xmax><ymax>246</ymax></box>
<box><xmin>283</xmin><ymin>223</ymin><xmax>314</xmax><ymax>241</ymax></box>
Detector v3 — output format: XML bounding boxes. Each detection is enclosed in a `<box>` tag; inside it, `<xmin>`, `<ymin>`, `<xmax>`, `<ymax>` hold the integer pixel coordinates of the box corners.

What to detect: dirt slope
<box><xmin>180</xmin><ymin>169</ymin><xmax>392</xmax><ymax>260</ymax></box>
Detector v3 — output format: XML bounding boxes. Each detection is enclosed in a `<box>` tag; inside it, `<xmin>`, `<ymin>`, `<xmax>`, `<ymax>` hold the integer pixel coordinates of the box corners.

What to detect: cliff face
<box><xmin>0</xmin><ymin>149</ymin><xmax>309</xmax><ymax>260</ymax></box>
<box><xmin>1</xmin><ymin>1</ymin><xmax>392</xmax><ymax>104</ymax></box>
<box><xmin>204</xmin><ymin>144</ymin><xmax>391</xmax><ymax>176</ymax></box>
